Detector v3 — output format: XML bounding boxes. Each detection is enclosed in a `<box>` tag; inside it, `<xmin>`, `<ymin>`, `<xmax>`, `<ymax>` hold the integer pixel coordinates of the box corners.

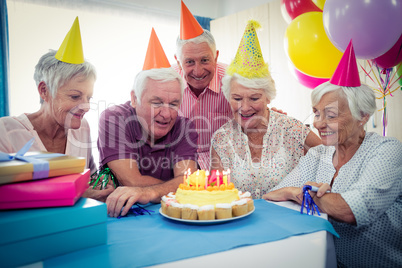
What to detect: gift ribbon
<box><xmin>0</xmin><ymin>138</ymin><xmax>64</xmax><ymax>180</ymax></box>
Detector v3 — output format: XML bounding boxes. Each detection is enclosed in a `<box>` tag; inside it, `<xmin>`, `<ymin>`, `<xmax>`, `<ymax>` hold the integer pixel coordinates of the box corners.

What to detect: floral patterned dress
<box><xmin>211</xmin><ymin>111</ymin><xmax>310</xmax><ymax>199</ymax></box>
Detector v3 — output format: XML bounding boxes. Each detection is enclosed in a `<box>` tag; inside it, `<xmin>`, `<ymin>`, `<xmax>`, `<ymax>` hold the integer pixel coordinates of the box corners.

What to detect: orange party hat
<box><xmin>55</xmin><ymin>17</ymin><xmax>84</xmax><ymax>64</ymax></box>
<box><xmin>143</xmin><ymin>28</ymin><xmax>171</xmax><ymax>70</ymax></box>
<box><xmin>329</xmin><ymin>40</ymin><xmax>361</xmax><ymax>87</ymax></box>
<box><xmin>180</xmin><ymin>0</ymin><xmax>204</xmax><ymax>40</ymax></box>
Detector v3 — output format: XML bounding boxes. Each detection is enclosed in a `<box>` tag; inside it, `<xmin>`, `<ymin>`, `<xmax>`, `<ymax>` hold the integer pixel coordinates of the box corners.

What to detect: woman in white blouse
<box><xmin>264</xmin><ymin>81</ymin><xmax>402</xmax><ymax>267</ymax></box>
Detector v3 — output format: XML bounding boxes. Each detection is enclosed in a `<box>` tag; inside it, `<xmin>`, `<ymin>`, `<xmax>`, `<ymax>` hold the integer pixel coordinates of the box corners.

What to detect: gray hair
<box><xmin>34</xmin><ymin>50</ymin><xmax>96</xmax><ymax>104</ymax></box>
<box><xmin>221</xmin><ymin>73</ymin><xmax>276</xmax><ymax>102</ymax></box>
<box><xmin>132</xmin><ymin>67</ymin><xmax>185</xmax><ymax>105</ymax></box>
<box><xmin>311</xmin><ymin>81</ymin><xmax>376</xmax><ymax>121</ymax></box>
<box><xmin>175</xmin><ymin>30</ymin><xmax>217</xmax><ymax>61</ymax></box>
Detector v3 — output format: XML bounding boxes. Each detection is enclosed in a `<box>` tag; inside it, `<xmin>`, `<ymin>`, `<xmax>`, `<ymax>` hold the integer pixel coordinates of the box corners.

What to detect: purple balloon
<box><xmin>323</xmin><ymin>0</ymin><xmax>402</xmax><ymax>59</ymax></box>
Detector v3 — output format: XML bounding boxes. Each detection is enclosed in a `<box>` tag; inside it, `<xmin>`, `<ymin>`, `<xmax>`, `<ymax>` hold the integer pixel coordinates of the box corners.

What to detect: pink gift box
<box><xmin>0</xmin><ymin>169</ymin><xmax>90</xmax><ymax>210</ymax></box>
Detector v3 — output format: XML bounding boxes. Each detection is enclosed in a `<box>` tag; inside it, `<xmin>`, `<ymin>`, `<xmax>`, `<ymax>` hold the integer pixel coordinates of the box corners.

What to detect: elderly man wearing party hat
<box><xmin>264</xmin><ymin>40</ymin><xmax>402</xmax><ymax>267</ymax></box>
<box><xmin>173</xmin><ymin>1</ymin><xmax>233</xmax><ymax>170</ymax></box>
<box><xmin>0</xmin><ymin>17</ymin><xmax>114</xmax><ymax>201</ymax></box>
<box><xmin>210</xmin><ymin>20</ymin><xmax>321</xmax><ymax>199</ymax></box>
<box><xmin>98</xmin><ymin>29</ymin><xmax>198</xmax><ymax>218</ymax></box>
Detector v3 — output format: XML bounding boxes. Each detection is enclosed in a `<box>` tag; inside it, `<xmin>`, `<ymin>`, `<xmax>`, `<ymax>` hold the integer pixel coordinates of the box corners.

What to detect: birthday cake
<box><xmin>161</xmin><ymin>170</ymin><xmax>254</xmax><ymax>220</ymax></box>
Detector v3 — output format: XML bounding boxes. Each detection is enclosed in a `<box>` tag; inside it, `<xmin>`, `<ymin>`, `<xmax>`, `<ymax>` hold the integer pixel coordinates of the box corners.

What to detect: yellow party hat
<box><xmin>55</xmin><ymin>17</ymin><xmax>84</xmax><ymax>64</ymax></box>
<box><xmin>227</xmin><ymin>20</ymin><xmax>269</xmax><ymax>78</ymax></box>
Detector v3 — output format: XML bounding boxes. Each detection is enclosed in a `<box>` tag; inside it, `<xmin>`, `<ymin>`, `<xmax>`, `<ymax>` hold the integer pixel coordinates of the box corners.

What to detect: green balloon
<box><xmin>397</xmin><ymin>62</ymin><xmax>402</xmax><ymax>86</ymax></box>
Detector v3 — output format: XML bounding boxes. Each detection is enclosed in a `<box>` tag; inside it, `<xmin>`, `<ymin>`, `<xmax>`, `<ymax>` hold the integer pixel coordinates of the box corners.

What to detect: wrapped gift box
<box><xmin>0</xmin><ymin>198</ymin><xmax>107</xmax><ymax>267</ymax></box>
<box><xmin>0</xmin><ymin>151</ymin><xmax>86</xmax><ymax>185</ymax></box>
<box><xmin>0</xmin><ymin>169</ymin><xmax>90</xmax><ymax>210</ymax></box>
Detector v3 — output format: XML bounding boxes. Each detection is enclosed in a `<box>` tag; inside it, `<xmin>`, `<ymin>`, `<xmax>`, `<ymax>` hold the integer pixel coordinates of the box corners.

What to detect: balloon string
<box><xmin>363</xmin><ymin>61</ymin><xmax>400</xmax><ymax>99</ymax></box>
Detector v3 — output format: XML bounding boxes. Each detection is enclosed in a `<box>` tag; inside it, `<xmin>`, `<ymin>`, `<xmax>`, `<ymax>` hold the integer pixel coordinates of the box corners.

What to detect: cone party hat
<box><xmin>227</xmin><ymin>20</ymin><xmax>269</xmax><ymax>78</ymax></box>
<box><xmin>329</xmin><ymin>40</ymin><xmax>361</xmax><ymax>87</ymax></box>
<box><xmin>55</xmin><ymin>17</ymin><xmax>84</xmax><ymax>64</ymax></box>
<box><xmin>143</xmin><ymin>28</ymin><xmax>171</xmax><ymax>70</ymax></box>
<box><xmin>180</xmin><ymin>0</ymin><xmax>204</xmax><ymax>40</ymax></box>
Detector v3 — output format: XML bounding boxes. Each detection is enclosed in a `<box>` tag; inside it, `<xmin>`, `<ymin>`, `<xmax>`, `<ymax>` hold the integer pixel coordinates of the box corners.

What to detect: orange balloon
<box><xmin>285</xmin><ymin>12</ymin><xmax>342</xmax><ymax>78</ymax></box>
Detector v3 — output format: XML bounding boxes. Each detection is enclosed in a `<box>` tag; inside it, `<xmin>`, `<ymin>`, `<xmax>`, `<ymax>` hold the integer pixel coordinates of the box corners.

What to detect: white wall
<box><xmin>7</xmin><ymin>0</ymin><xmax>275</xmax><ymax>20</ymax></box>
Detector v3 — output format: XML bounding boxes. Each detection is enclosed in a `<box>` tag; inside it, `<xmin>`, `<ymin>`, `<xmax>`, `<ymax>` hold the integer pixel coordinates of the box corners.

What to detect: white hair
<box><xmin>221</xmin><ymin>73</ymin><xmax>276</xmax><ymax>102</ymax></box>
<box><xmin>34</xmin><ymin>50</ymin><xmax>96</xmax><ymax>104</ymax></box>
<box><xmin>311</xmin><ymin>81</ymin><xmax>376</xmax><ymax>120</ymax></box>
<box><xmin>175</xmin><ymin>30</ymin><xmax>217</xmax><ymax>61</ymax></box>
<box><xmin>132</xmin><ymin>67</ymin><xmax>185</xmax><ymax>104</ymax></box>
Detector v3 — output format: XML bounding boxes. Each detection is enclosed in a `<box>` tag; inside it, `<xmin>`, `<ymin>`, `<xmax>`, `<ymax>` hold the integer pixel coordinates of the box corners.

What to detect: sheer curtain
<box><xmin>0</xmin><ymin>0</ymin><xmax>9</xmax><ymax>117</ymax></box>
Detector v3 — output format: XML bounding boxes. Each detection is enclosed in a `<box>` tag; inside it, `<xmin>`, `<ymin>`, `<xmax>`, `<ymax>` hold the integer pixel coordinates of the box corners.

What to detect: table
<box><xmin>154</xmin><ymin>201</ymin><xmax>337</xmax><ymax>268</ymax></box>
<box><xmin>20</xmin><ymin>200</ymin><xmax>337</xmax><ymax>268</ymax></box>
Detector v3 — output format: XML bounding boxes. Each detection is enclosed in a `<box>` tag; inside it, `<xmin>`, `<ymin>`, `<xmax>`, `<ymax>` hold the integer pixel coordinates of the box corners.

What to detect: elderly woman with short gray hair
<box><xmin>264</xmin><ymin>79</ymin><xmax>402</xmax><ymax>267</ymax></box>
<box><xmin>210</xmin><ymin>21</ymin><xmax>321</xmax><ymax>199</ymax></box>
<box><xmin>0</xmin><ymin>50</ymin><xmax>114</xmax><ymax>201</ymax></box>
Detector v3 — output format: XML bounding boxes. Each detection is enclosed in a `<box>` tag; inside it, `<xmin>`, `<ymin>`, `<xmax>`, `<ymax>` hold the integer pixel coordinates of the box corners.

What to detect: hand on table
<box><xmin>82</xmin><ymin>184</ymin><xmax>115</xmax><ymax>203</ymax></box>
<box><xmin>106</xmin><ymin>186</ymin><xmax>154</xmax><ymax>218</ymax></box>
<box><xmin>304</xmin><ymin>181</ymin><xmax>331</xmax><ymax>198</ymax></box>
<box><xmin>262</xmin><ymin>187</ymin><xmax>302</xmax><ymax>203</ymax></box>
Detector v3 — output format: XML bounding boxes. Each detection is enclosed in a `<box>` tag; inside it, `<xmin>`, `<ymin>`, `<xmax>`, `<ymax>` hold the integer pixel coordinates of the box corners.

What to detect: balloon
<box><xmin>280</xmin><ymin>0</ymin><xmax>322</xmax><ymax>24</ymax></box>
<box><xmin>291</xmin><ymin>65</ymin><xmax>329</xmax><ymax>89</ymax></box>
<box><xmin>285</xmin><ymin>12</ymin><xmax>343</xmax><ymax>78</ymax></box>
<box><xmin>311</xmin><ymin>0</ymin><xmax>325</xmax><ymax>10</ymax></box>
<box><xmin>323</xmin><ymin>0</ymin><xmax>402</xmax><ymax>60</ymax></box>
<box><xmin>372</xmin><ymin>34</ymin><xmax>402</xmax><ymax>69</ymax></box>
<box><xmin>397</xmin><ymin>62</ymin><xmax>402</xmax><ymax>86</ymax></box>
<box><xmin>294</xmin><ymin>69</ymin><xmax>329</xmax><ymax>89</ymax></box>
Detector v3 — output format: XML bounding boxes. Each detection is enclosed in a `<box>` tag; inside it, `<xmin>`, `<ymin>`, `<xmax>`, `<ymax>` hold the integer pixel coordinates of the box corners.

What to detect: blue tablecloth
<box><xmin>44</xmin><ymin>200</ymin><xmax>338</xmax><ymax>268</ymax></box>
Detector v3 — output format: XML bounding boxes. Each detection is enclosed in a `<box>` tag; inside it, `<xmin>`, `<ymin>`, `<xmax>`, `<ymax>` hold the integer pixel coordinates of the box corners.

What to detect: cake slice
<box><xmin>215</xmin><ymin>203</ymin><xmax>233</xmax><ymax>219</ymax></box>
<box><xmin>197</xmin><ymin>205</ymin><xmax>215</xmax><ymax>220</ymax></box>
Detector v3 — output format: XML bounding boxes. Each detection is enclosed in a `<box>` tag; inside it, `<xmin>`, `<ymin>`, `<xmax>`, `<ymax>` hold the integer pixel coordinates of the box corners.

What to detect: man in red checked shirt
<box><xmin>173</xmin><ymin>1</ymin><xmax>232</xmax><ymax>170</ymax></box>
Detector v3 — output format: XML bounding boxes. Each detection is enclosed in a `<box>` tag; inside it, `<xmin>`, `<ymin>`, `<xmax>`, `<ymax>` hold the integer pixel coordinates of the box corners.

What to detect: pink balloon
<box><xmin>290</xmin><ymin>64</ymin><xmax>329</xmax><ymax>89</ymax></box>
<box><xmin>323</xmin><ymin>0</ymin><xmax>402</xmax><ymax>59</ymax></box>
<box><xmin>372</xmin><ymin>34</ymin><xmax>402</xmax><ymax>69</ymax></box>
<box><xmin>281</xmin><ymin>0</ymin><xmax>322</xmax><ymax>24</ymax></box>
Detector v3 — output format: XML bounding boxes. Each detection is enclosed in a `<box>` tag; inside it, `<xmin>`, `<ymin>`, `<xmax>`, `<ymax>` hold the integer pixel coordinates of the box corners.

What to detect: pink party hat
<box><xmin>329</xmin><ymin>40</ymin><xmax>361</xmax><ymax>87</ymax></box>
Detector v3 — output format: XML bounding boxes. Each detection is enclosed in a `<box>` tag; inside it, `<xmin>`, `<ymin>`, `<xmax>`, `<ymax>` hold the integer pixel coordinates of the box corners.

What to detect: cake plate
<box><xmin>159</xmin><ymin>208</ymin><xmax>255</xmax><ymax>225</ymax></box>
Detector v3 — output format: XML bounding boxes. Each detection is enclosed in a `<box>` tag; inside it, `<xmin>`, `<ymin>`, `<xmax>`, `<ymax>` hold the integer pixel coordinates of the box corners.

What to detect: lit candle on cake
<box><xmin>223</xmin><ymin>171</ymin><xmax>227</xmax><ymax>187</ymax></box>
<box><xmin>205</xmin><ymin>170</ymin><xmax>210</xmax><ymax>190</ymax></box>
<box><xmin>227</xmin><ymin>168</ymin><xmax>231</xmax><ymax>184</ymax></box>
<box><xmin>216</xmin><ymin>170</ymin><xmax>220</xmax><ymax>187</ymax></box>
<box><xmin>196</xmin><ymin>170</ymin><xmax>199</xmax><ymax>190</ymax></box>
<box><xmin>187</xmin><ymin>168</ymin><xmax>191</xmax><ymax>186</ymax></box>
<box><xmin>183</xmin><ymin>170</ymin><xmax>187</xmax><ymax>185</ymax></box>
